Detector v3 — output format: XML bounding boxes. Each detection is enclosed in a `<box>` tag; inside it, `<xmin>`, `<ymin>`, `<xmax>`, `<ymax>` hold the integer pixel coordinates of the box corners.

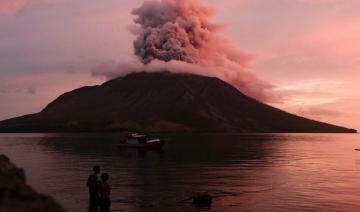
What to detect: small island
<box><xmin>0</xmin><ymin>72</ymin><xmax>356</xmax><ymax>133</ymax></box>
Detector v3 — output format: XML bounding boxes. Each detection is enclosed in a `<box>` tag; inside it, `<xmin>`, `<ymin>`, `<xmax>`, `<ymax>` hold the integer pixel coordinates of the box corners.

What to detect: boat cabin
<box><xmin>119</xmin><ymin>133</ymin><xmax>164</xmax><ymax>150</ymax></box>
<box><xmin>126</xmin><ymin>133</ymin><xmax>148</xmax><ymax>144</ymax></box>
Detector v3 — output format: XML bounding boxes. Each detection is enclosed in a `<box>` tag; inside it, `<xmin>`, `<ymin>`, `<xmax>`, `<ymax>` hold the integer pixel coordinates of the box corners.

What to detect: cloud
<box><xmin>274</xmin><ymin>79</ymin><xmax>344</xmax><ymax>106</ymax></box>
<box><xmin>0</xmin><ymin>0</ymin><xmax>57</xmax><ymax>16</ymax></box>
<box><xmin>276</xmin><ymin>80</ymin><xmax>344</xmax><ymax>94</ymax></box>
<box><xmin>300</xmin><ymin>106</ymin><xmax>342</xmax><ymax>117</ymax></box>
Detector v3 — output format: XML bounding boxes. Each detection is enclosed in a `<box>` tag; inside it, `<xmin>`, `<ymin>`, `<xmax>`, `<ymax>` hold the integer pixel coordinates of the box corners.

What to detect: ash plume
<box><xmin>129</xmin><ymin>0</ymin><xmax>278</xmax><ymax>102</ymax></box>
<box><xmin>131</xmin><ymin>0</ymin><xmax>220</xmax><ymax>64</ymax></box>
<box><xmin>96</xmin><ymin>0</ymin><xmax>280</xmax><ymax>102</ymax></box>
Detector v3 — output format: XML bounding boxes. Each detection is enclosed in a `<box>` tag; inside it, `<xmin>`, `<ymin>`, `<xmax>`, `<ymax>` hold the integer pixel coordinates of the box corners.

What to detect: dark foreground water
<box><xmin>1</xmin><ymin>133</ymin><xmax>360</xmax><ymax>212</ymax></box>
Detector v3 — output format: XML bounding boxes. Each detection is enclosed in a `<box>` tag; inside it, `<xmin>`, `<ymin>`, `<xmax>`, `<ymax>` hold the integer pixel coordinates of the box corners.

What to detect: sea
<box><xmin>0</xmin><ymin>133</ymin><xmax>360</xmax><ymax>212</ymax></box>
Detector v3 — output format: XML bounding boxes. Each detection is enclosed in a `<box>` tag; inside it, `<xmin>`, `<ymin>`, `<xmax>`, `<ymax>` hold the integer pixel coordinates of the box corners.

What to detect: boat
<box><xmin>118</xmin><ymin>133</ymin><xmax>165</xmax><ymax>150</ymax></box>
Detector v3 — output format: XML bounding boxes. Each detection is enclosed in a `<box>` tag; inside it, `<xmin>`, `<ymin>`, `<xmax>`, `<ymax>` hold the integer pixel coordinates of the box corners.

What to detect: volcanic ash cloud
<box><xmin>95</xmin><ymin>0</ymin><xmax>279</xmax><ymax>102</ymax></box>
<box><xmin>129</xmin><ymin>0</ymin><xmax>279</xmax><ymax>102</ymax></box>
<box><xmin>131</xmin><ymin>0</ymin><xmax>221</xmax><ymax>64</ymax></box>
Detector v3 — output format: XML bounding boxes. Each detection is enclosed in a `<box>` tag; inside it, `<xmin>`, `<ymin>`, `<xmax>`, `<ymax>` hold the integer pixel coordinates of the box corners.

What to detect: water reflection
<box><xmin>0</xmin><ymin>133</ymin><xmax>359</xmax><ymax>212</ymax></box>
<box><xmin>36</xmin><ymin>134</ymin><xmax>276</xmax><ymax>211</ymax></box>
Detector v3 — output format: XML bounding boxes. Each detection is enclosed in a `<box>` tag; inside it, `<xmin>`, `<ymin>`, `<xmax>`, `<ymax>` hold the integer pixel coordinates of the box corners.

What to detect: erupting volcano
<box><xmin>0</xmin><ymin>0</ymin><xmax>356</xmax><ymax>133</ymax></box>
<box><xmin>95</xmin><ymin>0</ymin><xmax>276</xmax><ymax>102</ymax></box>
<box><xmin>0</xmin><ymin>72</ymin><xmax>356</xmax><ymax>133</ymax></box>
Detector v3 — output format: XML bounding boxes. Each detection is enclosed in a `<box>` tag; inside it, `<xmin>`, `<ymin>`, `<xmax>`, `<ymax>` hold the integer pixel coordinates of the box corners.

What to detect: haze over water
<box><xmin>0</xmin><ymin>133</ymin><xmax>360</xmax><ymax>212</ymax></box>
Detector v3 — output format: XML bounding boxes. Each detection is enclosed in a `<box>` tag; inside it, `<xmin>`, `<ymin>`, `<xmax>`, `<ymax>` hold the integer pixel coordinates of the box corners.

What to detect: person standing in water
<box><xmin>99</xmin><ymin>173</ymin><xmax>111</xmax><ymax>212</ymax></box>
<box><xmin>86</xmin><ymin>166</ymin><xmax>101</xmax><ymax>212</ymax></box>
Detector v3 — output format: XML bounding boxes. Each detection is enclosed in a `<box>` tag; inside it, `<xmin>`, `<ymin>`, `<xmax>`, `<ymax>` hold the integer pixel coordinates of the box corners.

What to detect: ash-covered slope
<box><xmin>0</xmin><ymin>72</ymin><xmax>356</xmax><ymax>133</ymax></box>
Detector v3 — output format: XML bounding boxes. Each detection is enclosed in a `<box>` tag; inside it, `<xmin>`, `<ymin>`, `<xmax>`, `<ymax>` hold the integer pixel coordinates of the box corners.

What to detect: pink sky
<box><xmin>0</xmin><ymin>0</ymin><xmax>359</xmax><ymax>130</ymax></box>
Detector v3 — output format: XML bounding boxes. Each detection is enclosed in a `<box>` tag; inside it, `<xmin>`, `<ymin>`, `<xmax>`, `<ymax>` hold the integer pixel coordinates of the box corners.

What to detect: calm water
<box><xmin>0</xmin><ymin>133</ymin><xmax>360</xmax><ymax>212</ymax></box>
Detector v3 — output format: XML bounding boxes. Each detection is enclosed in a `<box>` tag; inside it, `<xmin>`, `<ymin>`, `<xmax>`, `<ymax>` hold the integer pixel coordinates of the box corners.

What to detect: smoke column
<box><xmin>95</xmin><ymin>0</ymin><xmax>278</xmax><ymax>102</ymax></box>
<box><xmin>130</xmin><ymin>0</ymin><xmax>277</xmax><ymax>102</ymax></box>
<box><xmin>132</xmin><ymin>0</ymin><xmax>221</xmax><ymax>64</ymax></box>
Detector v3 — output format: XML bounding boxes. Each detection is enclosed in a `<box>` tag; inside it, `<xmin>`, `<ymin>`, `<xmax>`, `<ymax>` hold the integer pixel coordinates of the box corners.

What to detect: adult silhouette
<box><xmin>86</xmin><ymin>166</ymin><xmax>100</xmax><ymax>212</ymax></box>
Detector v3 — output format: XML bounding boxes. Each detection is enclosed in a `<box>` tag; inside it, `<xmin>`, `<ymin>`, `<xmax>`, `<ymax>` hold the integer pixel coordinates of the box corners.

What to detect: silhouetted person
<box><xmin>86</xmin><ymin>166</ymin><xmax>101</xmax><ymax>212</ymax></box>
<box><xmin>99</xmin><ymin>173</ymin><xmax>111</xmax><ymax>212</ymax></box>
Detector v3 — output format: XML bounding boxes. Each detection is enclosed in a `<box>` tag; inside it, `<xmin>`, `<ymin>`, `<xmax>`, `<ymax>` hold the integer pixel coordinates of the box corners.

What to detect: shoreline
<box><xmin>0</xmin><ymin>154</ymin><xmax>65</xmax><ymax>212</ymax></box>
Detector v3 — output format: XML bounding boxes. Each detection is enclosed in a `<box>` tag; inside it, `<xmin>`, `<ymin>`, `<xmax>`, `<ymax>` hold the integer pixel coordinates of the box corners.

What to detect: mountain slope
<box><xmin>0</xmin><ymin>72</ymin><xmax>356</xmax><ymax>133</ymax></box>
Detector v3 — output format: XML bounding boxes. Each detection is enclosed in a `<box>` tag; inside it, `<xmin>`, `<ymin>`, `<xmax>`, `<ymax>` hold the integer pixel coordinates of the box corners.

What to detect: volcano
<box><xmin>0</xmin><ymin>72</ymin><xmax>356</xmax><ymax>133</ymax></box>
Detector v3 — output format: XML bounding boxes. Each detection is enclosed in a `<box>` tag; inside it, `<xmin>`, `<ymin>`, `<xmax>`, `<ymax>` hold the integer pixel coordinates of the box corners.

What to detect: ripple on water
<box><xmin>0</xmin><ymin>133</ymin><xmax>359</xmax><ymax>212</ymax></box>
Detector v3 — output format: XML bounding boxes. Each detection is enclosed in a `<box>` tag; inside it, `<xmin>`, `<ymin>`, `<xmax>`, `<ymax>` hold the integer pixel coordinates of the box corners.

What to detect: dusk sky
<box><xmin>1</xmin><ymin>0</ymin><xmax>359</xmax><ymax>130</ymax></box>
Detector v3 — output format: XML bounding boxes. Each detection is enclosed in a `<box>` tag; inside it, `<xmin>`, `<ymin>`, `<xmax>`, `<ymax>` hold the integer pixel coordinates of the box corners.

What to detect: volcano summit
<box><xmin>0</xmin><ymin>72</ymin><xmax>356</xmax><ymax>133</ymax></box>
